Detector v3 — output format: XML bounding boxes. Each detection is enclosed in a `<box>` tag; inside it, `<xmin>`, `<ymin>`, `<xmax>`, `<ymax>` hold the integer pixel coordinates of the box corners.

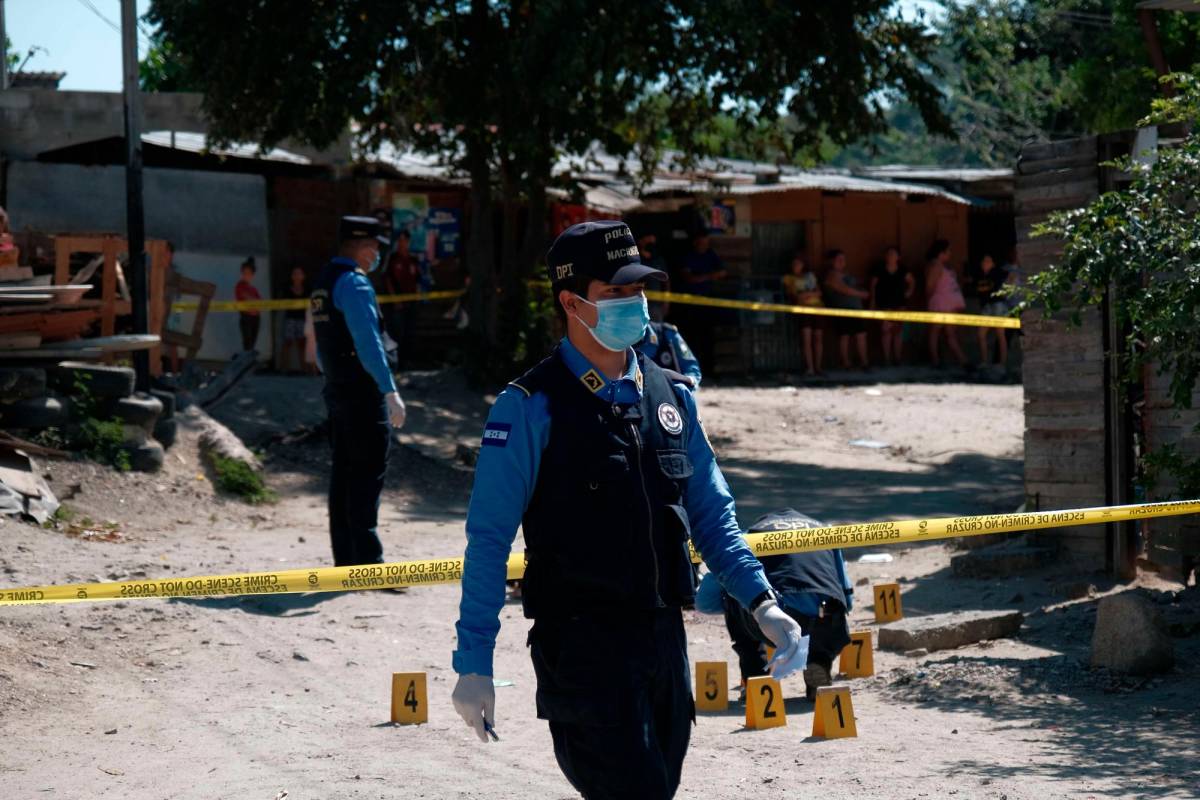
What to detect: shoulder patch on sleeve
<box><xmin>481</xmin><ymin>421</ymin><xmax>512</xmax><ymax>447</ymax></box>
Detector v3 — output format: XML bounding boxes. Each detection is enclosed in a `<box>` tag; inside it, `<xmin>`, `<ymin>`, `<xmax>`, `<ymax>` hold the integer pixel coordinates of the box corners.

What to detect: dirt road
<box><xmin>1</xmin><ymin>373</ymin><xmax>1196</xmax><ymax>799</ymax></box>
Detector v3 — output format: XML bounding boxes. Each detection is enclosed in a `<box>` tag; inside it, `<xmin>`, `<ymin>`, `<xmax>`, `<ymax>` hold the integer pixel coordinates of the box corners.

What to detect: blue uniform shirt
<box><xmin>452</xmin><ymin>337</ymin><xmax>771</xmax><ymax>677</ymax></box>
<box><xmin>638</xmin><ymin>323</ymin><xmax>702</xmax><ymax>387</ymax></box>
<box><xmin>328</xmin><ymin>260</ymin><xmax>397</xmax><ymax>396</ymax></box>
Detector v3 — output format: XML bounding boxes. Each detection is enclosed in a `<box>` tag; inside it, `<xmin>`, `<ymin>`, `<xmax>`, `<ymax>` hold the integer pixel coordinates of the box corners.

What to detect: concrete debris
<box><xmin>180</xmin><ymin>405</ymin><xmax>261</xmax><ymax>472</ymax></box>
<box><xmin>1090</xmin><ymin>593</ymin><xmax>1175</xmax><ymax>676</ymax></box>
<box><xmin>879</xmin><ymin>609</ymin><xmax>1024</xmax><ymax>653</ymax></box>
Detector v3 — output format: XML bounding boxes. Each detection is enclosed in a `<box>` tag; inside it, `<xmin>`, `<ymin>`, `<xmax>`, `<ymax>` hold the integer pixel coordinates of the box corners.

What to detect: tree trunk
<box><xmin>463</xmin><ymin>142</ymin><xmax>496</xmax><ymax>380</ymax></box>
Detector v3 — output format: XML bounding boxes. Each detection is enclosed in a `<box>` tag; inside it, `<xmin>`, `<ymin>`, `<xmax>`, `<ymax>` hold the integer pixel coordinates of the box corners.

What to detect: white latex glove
<box><xmin>386</xmin><ymin>391</ymin><xmax>407</xmax><ymax>429</ymax></box>
<box><xmin>451</xmin><ymin>673</ymin><xmax>495</xmax><ymax>743</ymax></box>
<box><xmin>752</xmin><ymin>598</ymin><xmax>810</xmax><ymax>680</ymax></box>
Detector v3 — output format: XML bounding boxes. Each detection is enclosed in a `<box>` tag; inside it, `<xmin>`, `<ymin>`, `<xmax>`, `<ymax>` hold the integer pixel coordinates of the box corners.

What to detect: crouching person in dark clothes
<box><xmin>450</xmin><ymin>221</ymin><xmax>808</xmax><ymax>800</ymax></box>
<box><xmin>695</xmin><ymin>508</ymin><xmax>853</xmax><ymax>700</ymax></box>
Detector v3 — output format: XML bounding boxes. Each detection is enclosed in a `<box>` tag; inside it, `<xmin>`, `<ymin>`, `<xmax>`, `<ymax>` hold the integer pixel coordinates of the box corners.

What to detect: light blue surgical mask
<box><xmin>366</xmin><ymin>250</ymin><xmax>382</xmax><ymax>273</ymax></box>
<box><xmin>573</xmin><ymin>293</ymin><xmax>649</xmax><ymax>352</ymax></box>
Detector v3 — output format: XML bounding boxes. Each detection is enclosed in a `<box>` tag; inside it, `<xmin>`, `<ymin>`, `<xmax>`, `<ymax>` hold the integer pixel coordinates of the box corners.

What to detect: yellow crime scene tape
<box><xmin>2</xmin><ymin>500</ymin><xmax>1194</xmax><ymax>607</ymax></box>
<box><xmin>170</xmin><ymin>289</ymin><xmax>467</xmax><ymax>314</ymax></box>
<box><xmin>643</xmin><ymin>290</ymin><xmax>1021</xmax><ymax>330</ymax></box>
<box><xmin>173</xmin><ymin>287</ymin><xmax>1018</xmax><ymax>329</ymax></box>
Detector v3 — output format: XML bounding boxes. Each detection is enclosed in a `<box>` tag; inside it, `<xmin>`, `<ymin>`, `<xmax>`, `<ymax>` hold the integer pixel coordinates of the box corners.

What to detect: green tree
<box><xmin>1023</xmin><ymin>70</ymin><xmax>1200</xmax><ymax>496</ymax></box>
<box><xmin>833</xmin><ymin>0</ymin><xmax>1200</xmax><ymax>168</ymax></box>
<box><xmin>139</xmin><ymin>30</ymin><xmax>196</xmax><ymax>92</ymax></box>
<box><xmin>148</xmin><ymin>0</ymin><xmax>949</xmax><ymax>377</ymax></box>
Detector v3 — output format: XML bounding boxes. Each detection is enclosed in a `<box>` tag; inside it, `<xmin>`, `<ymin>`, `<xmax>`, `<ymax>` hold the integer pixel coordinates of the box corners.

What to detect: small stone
<box><xmin>298</xmin><ymin>536</ymin><xmax>306</xmax><ymax>543</ymax></box>
<box><xmin>951</xmin><ymin>729</ymin><xmax>958</xmax><ymax>734</ymax></box>
<box><xmin>104</xmin><ymin>728</ymin><xmax>117</xmax><ymax>735</ymax></box>
<box><xmin>904</xmin><ymin>648</ymin><xmax>928</xmax><ymax>658</ymax></box>
<box><xmin>856</xmin><ymin>577</ymin><xmax>870</xmax><ymax>587</ymax></box>
<box><xmin>292</xmin><ymin>651</ymin><xmax>309</xmax><ymax>662</ymax></box>
<box><xmin>1056</xmin><ymin>582</ymin><xmax>1096</xmax><ymax>600</ymax></box>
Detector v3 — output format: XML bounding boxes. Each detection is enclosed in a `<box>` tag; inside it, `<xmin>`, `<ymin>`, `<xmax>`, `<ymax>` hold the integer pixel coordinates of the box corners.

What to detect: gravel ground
<box><xmin>0</xmin><ymin>370</ymin><xmax>1196</xmax><ymax>799</ymax></box>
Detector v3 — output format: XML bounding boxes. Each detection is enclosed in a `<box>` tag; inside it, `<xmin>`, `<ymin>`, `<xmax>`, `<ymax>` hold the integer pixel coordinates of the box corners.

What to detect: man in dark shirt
<box><xmin>679</xmin><ymin>232</ymin><xmax>728</xmax><ymax>372</ymax></box>
<box><xmin>681</xmin><ymin>232</ymin><xmax>727</xmax><ymax>296</ymax></box>
<box><xmin>383</xmin><ymin>230</ymin><xmax>420</xmax><ymax>369</ymax></box>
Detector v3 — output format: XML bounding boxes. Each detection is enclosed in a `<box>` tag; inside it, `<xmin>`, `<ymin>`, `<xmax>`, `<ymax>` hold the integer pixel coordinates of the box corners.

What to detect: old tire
<box><xmin>153</xmin><ymin>417</ymin><xmax>177</xmax><ymax>449</ymax></box>
<box><xmin>97</xmin><ymin>392</ymin><xmax>163</xmax><ymax>429</ymax></box>
<box><xmin>126</xmin><ymin>440</ymin><xmax>165</xmax><ymax>473</ymax></box>
<box><xmin>0</xmin><ymin>396</ymin><xmax>69</xmax><ymax>429</ymax></box>
<box><xmin>150</xmin><ymin>389</ymin><xmax>176</xmax><ymax>420</ymax></box>
<box><xmin>0</xmin><ymin>368</ymin><xmax>47</xmax><ymax>404</ymax></box>
<box><xmin>50</xmin><ymin>362</ymin><xmax>135</xmax><ymax>399</ymax></box>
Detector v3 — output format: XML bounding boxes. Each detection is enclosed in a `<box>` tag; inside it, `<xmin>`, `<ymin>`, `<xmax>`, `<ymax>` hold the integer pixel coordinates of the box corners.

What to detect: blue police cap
<box><xmin>546</xmin><ymin>220</ymin><xmax>667</xmax><ymax>288</ymax></box>
<box><xmin>339</xmin><ymin>215</ymin><xmax>390</xmax><ymax>246</ymax></box>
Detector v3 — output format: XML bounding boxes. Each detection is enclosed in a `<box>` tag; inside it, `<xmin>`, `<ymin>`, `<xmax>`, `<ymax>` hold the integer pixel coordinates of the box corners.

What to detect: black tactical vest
<box><xmin>748</xmin><ymin>509</ymin><xmax>848</xmax><ymax>608</ymax></box>
<box><xmin>514</xmin><ymin>348</ymin><xmax>698</xmax><ymax>619</ymax></box>
<box><xmin>311</xmin><ymin>258</ymin><xmax>378</xmax><ymax>396</ymax></box>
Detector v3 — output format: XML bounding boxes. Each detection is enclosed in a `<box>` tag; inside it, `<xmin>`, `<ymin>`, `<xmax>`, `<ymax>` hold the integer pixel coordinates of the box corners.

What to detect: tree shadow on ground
<box><xmin>877</xmin><ymin>647</ymin><xmax>1200</xmax><ymax>799</ymax></box>
<box><xmin>172</xmin><ymin>590</ymin><xmax>349</xmax><ymax>617</ymax></box>
<box><xmin>718</xmin><ymin>451</ymin><xmax>1024</xmax><ymax>526</ymax></box>
<box><xmin>206</xmin><ymin>372</ymin><xmax>475</xmax><ymax>519</ymax></box>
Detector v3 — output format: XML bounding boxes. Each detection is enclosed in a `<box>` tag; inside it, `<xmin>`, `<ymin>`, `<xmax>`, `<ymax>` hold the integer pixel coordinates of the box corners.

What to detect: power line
<box><xmin>73</xmin><ymin>0</ymin><xmax>154</xmax><ymax>47</ymax></box>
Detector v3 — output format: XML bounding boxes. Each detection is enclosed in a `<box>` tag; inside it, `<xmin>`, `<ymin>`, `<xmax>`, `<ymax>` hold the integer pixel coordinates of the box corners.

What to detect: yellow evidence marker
<box><xmin>391</xmin><ymin>672</ymin><xmax>428</xmax><ymax>725</ymax></box>
<box><xmin>873</xmin><ymin>582</ymin><xmax>903</xmax><ymax>623</ymax></box>
<box><xmin>744</xmin><ymin>676</ymin><xmax>787</xmax><ymax>730</ymax></box>
<box><xmin>812</xmin><ymin>685</ymin><xmax>857</xmax><ymax>739</ymax></box>
<box><xmin>838</xmin><ymin>631</ymin><xmax>875</xmax><ymax>678</ymax></box>
<box><xmin>695</xmin><ymin>662</ymin><xmax>729</xmax><ymax>712</ymax></box>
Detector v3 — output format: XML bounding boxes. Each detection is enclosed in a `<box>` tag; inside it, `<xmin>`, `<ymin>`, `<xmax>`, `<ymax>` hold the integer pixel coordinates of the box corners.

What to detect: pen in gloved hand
<box><xmin>484</xmin><ymin>721</ymin><xmax>500</xmax><ymax>742</ymax></box>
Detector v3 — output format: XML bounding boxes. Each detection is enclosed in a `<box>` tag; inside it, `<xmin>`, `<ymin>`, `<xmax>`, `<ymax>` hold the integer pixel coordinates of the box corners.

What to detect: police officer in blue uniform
<box><xmin>451</xmin><ymin>220</ymin><xmax>808</xmax><ymax>799</ymax></box>
<box><xmin>638</xmin><ymin>321</ymin><xmax>703</xmax><ymax>388</ymax></box>
<box><xmin>311</xmin><ymin>216</ymin><xmax>407</xmax><ymax>567</ymax></box>
<box><xmin>696</xmin><ymin>509</ymin><xmax>854</xmax><ymax>700</ymax></box>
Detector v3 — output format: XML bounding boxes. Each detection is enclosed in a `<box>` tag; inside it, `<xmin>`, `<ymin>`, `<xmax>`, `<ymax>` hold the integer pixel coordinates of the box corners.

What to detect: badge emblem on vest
<box><xmin>660</xmin><ymin>350</ymin><xmax>674</xmax><ymax>366</ymax></box>
<box><xmin>658</xmin><ymin>403</ymin><xmax>683</xmax><ymax>435</ymax></box>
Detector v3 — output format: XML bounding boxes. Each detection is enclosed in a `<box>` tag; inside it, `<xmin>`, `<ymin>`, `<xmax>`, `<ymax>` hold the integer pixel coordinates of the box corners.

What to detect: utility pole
<box><xmin>121</xmin><ymin>0</ymin><xmax>149</xmax><ymax>390</ymax></box>
<box><xmin>1</xmin><ymin>0</ymin><xmax>9</xmax><ymax>90</ymax></box>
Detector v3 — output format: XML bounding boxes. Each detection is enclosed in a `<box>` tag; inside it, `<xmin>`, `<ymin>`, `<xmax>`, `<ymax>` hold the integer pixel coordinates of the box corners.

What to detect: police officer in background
<box><xmin>696</xmin><ymin>509</ymin><xmax>853</xmax><ymax>700</ymax></box>
<box><xmin>451</xmin><ymin>220</ymin><xmax>808</xmax><ymax>799</ymax></box>
<box><xmin>638</xmin><ymin>321</ymin><xmax>703</xmax><ymax>388</ymax></box>
<box><xmin>311</xmin><ymin>216</ymin><xmax>407</xmax><ymax>567</ymax></box>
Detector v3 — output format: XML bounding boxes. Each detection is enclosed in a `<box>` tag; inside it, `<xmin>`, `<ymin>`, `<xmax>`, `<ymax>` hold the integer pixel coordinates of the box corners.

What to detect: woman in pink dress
<box><xmin>924</xmin><ymin>239</ymin><xmax>967</xmax><ymax>368</ymax></box>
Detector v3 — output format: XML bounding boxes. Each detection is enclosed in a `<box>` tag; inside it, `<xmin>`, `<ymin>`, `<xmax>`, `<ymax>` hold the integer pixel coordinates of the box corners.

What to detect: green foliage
<box><xmin>1022</xmin><ymin>69</ymin><xmax>1200</xmax><ymax>496</ymax></box>
<box><xmin>76</xmin><ymin>418</ymin><xmax>132</xmax><ymax>472</ymax></box>
<box><xmin>139</xmin><ymin>30</ymin><xmax>196</xmax><ymax>92</ymax></box>
<box><xmin>66</xmin><ymin>375</ymin><xmax>131</xmax><ymax>472</ymax></box>
<box><xmin>210</xmin><ymin>455</ymin><xmax>276</xmax><ymax>505</ymax></box>
<box><xmin>4</xmin><ymin>36</ymin><xmax>17</xmax><ymax>72</ymax></box>
<box><xmin>834</xmin><ymin>0</ymin><xmax>1200</xmax><ymax>167</ymax></box>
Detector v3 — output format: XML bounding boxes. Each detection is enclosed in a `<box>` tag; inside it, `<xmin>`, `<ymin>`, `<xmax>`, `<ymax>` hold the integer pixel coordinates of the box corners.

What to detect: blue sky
<box><xmin>6</xmin><ymin>0</ymin><xmax>153</xmax><ymax>91</ymax></box>
<box><xmin>7</xmin><ymin>0</ymin><xmax>946</xmax><ymax>93</ymax></box>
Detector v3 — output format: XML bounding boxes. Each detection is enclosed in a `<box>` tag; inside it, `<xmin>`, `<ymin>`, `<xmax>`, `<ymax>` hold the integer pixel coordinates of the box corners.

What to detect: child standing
<box><xmin>235</xmin><ymin>257</ymin><xmax>262</xmax><ymax>352</ymax></box>
<box><xmin>281</xmin><ymin>266</ymin><xmax>310</xmax><ymax>373</ymax></box>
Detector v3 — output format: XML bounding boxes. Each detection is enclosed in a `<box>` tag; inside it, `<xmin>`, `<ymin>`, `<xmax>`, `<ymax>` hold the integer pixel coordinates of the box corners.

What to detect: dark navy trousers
<box><xmin>324</xmin><ymin>387</ymin><xmax>390</xmax><ymax>566</ymax></box>
<box><xmin>529</xmin><ymin>608</ymin><xmax>694</xmax><ymax>799</ymax></box>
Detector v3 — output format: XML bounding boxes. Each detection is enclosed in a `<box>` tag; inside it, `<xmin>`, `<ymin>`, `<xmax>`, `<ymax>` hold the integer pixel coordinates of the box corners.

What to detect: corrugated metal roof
<box><xmin>1135</xmin><ymin>1</ymin><xmax>1200</xmax><ymax>12</ymax></box>
<box><xmin>723</xmin><ymin>173</ymin><xmax>972</xmax><ymax>204</ymax></box>
<box><xmin>364</xmin><ymin>141</ymin><xmax>975</xmax><ymax>207</ymax></box>
<box><xmin>858</xmin><ymin>165</ymin><xmax>1013</xmax><ymax>182</ymax></box>
<box><xmin>142</xmin><ymin>130</ymin><xmax>311</xmax><ymax>164</ymax></box>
